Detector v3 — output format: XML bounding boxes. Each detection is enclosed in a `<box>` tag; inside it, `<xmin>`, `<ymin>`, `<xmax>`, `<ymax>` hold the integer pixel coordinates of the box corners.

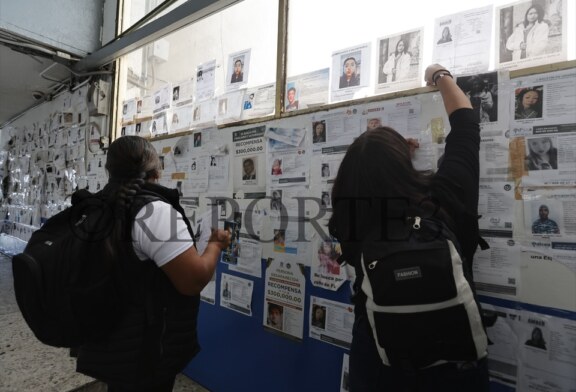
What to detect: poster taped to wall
<box><xmin>263</xmin><ymin>258</ymin><xmax>305</xmax><ymax>340</ymax></box>
<box><xmin>227</xmin><ymin>49</ymin><xmax>251</xmax><ymax>90</ymax></box>
<box><xmin>285</xmin><ymin>68</ymin><xmax>330</xmax><ymax>112</ymax></box>
<box><xmin>171</xmin><ymin>79</ymin><xmax>194</xmax><ymax>107</ymax></box>
<box><xmin>496</xmin><ymin>0</ymin><xmax>567</xmax><ymax>70</ymax></box>
<box><xmin>309</xmin><ymin>296</ymin><xmax>354</xmax><ymax>349</ymax></box>
<box><xmin>220</xmin><ymin>273</ymin><xmax>253</xmax><ymax>316</ymax></box>
<box><xmin>195</xmin><ymin>60</ymin><xmax>216</xmax><ymax>102</ymax></box>
<box><xmin>376</xmin><ymin>28</ymin><xmax>423</xmax><ymax>95</ymax></box>
<box><xmin>331</xmin><ymin>43</ymin><xmax>371</xmax><ymax>103</ymax></box>
<box><xmin>473</xmin><ymin>236</ymin><xmax>520</xmax><ymax>299</ymax></box>
<box><xmin>432</xmin><ymin>6</ymin><xmax>493</xmax><ymax>76</ymax></box>
<box><xmin>232</xmin><ymin>126</ymin><xmax>266</xmax><ymax>196</ymax></box>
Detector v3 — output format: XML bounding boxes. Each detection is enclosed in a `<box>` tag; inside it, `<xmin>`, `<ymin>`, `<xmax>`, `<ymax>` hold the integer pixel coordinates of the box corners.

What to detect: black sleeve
<box><xmin>432</xmin><ymin>108</ymin><xmax>481</xmax><ymax>259</ymax></box>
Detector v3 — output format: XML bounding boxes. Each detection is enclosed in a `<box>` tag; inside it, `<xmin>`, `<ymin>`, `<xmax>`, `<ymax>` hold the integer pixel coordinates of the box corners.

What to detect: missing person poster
<box><xmin>309</xmin><ymin>296</ymin><xmax>354</xmax><ymax>349</ymax></box>
<box><xmin>232</xmin><ymin>126</ymin><xmax>266</xmax><ymax>197</ymax></box>
<box><xmin>263</xmin><ymin>258</ymin><xmax>305</xmax><ymax>340</ymax></box>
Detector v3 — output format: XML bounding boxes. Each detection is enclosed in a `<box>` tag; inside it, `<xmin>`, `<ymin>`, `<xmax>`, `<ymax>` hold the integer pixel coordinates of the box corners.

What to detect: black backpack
<box><xmin>360</xmin><ymin>215</ymin><xmax>488</xmax><ymax>370</ymax></box>
<box><xmin>11</xmin><ymin>189</ymin><xmax>149</xmax><ymax>348</ymax></box>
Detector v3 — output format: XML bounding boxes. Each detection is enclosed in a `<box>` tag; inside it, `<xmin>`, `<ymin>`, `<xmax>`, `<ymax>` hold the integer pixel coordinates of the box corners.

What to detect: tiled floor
<box><xmin>0</xmin><ymin>253</ymin><xmax>209</xmax><ymax>392</ymax></box>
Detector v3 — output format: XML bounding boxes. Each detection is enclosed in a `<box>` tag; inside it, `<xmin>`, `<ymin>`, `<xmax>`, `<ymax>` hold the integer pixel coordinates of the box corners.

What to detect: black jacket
<box><xmin>76</xmin><ymin>183</ymin><xmax>200</xmax><ymax>389</ymax></box>
<box><xmin>350</xmin><ymin>109</ymin><xmax>484</xmax><ymax>312</ymax></box>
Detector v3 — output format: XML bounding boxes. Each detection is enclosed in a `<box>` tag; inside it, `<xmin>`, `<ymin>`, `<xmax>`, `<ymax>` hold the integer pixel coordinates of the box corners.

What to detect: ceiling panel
<box><xmin>0</xmin><ymin>45</ymin><xmax>68</xmax><ymax>126</ymax></box>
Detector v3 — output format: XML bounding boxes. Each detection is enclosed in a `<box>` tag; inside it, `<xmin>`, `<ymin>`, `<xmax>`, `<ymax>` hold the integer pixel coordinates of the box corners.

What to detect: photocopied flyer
<box><xmin>508</xmin><ymin>132</ymin><xmax>576</xmax><ymax>186</ymax></box>
<box><xmin>263</xmin><ymin>258</ymin><xmax>306</xmax><ymax>340</ymax></box>
<box><xmin>153</xmin><ymin>83</ymin><xmax>172</xmax><ymax>113</ymax></box>
<box><xmin>496</xmin><ymin>0</ymin><xmax>567</xmax><ymax>70</ymax></box>
<box><xmin>520</xmin><ymin>189</ymin><xmax>576</xmax><ymax>240</ymax></box>
<box><xmin>481</xmin><ymin>303</ymin><xmax>520</xmax><ymax>388</ymax></box>
<box><xmin>456</xmin><ymin>70</ymin><xmax>510</xmax><ymax>136</ymax></box>
<box><xmin>517</xmin><ymin>310</ymin><xmax>576</xmax><ymax>392</ymax></box>
<box><xmin>340</xmin><ymin>354</ymin><xmax>350</xmax><ymax>392</ymax></box>
<box><xmin>432</xmin><ymin>6</ymin><xmax>493</xmax><ymax>76</ymax></box>
<box><xmin>375</xmin><ymin>28</ymin><xmax>423</xmax><ymax>95</ymax></box>
<box><xmin>509</xmin><ymin>68</ymin><xmax>576</xmax><ymax>132</ymax></box>
<box><xmin>479</xmin><ymin>136</ymin><xmax>512</xmax><ymax>180</ymax></box>
<box><xmin>473</xmin><ymin>236</ymin><xmax>520</xmax><ymax>299</ymax></box>
<box><xmin>309</xmin><ymin>296</ymin><xmax>354</xmax><ymax>349</ymax></box>
<box><xmin>285</xmin><ymin>68</ymin><xmax>329</xmax><ymax>111</ymax></box>
<box><xmin>311</xmin><ymin>109</ymin><xmax>360</xmax><ymax>149</ymax></box>
<box><xmin>195</xmin><ymin>59</ymin><xmax>216</xmax><ymax>102</ymax></box>
<box><xmin>228</xmin><ymin>236</ymin><xmax>263</xmax><ymax>278</ymax></box>
<box><xmin>171</xmin><ymin>79</ymin><xmax>194</xmax><ymax>107</ymax></box>
<box><xmin>269</xmin><ymin>217</ymin><xmax>313</xmax><ymax>264</ymax></box>
<box><xmin>331</xmin><ymin>43</ymin><xmax>371</xmax><ymax>102</ymax></box>
<box><xmin>241</xmin><ymin>83</ymin><xmax>275</xmax><ymax>120</ymax></box>
<box><xmin>232</xmin><ymin>125</ymin><xmax>266</xmax><ymax>196</ymax></box>
<box><xmin>477</xmin><ymin>181</ymin><xmax>515</xmax><ymax>233</ymax></box>
<box><xmin>219</xmin><ymin>273</ymin><xmax>253</xmax><ymax>316</ymax></box>
<box><xmin>267</xmin><ymin>141</ymin><xmax>310</xmax><ymax>188</ymax></box>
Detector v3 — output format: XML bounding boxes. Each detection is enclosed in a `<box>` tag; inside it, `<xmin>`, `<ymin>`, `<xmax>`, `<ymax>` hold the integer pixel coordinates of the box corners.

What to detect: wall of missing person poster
<box><xmin>1</xmin><ymin>1</ymin><xmax>575</xmax><ymax>391</ymax></box>
<box><xmin>3</xmin><ymin>59</ymin><xmax>575</xmax><ymax>392</ymax></box>
<box><xmin>142</xmin><ymin>63</ymin><xmax>576</xmax><ymax>391</ymax></box>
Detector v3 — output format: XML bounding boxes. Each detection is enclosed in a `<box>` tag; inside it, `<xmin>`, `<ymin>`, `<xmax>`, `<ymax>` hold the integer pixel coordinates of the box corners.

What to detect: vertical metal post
<box><xmin>275</xmin><ymin>0</ymin><xmax>289</xmax><ymax>118</ymax></box>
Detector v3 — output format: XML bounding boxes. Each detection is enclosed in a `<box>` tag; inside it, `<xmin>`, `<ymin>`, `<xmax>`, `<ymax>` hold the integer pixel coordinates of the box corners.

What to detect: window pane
<box><xmin>287</xmin><ymin>0</ymin><xmax>575</xmax><ymax>104</ymax></box>
<box><xmin>117</xmin><ymin>0</ymin><xmax>278</xmax><ymax>135</ymax></box>
<box><xmin>121</xmin><ymin>0</ymin><xmax>188</xmax><ymax>33</ymax></box>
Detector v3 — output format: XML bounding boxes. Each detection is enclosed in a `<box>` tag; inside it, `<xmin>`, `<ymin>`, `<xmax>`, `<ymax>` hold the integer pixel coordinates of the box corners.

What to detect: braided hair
<box><xmin>104</xmin><ymin>136</ymin><xmax>162</xmax><ymax>259</ymax></box>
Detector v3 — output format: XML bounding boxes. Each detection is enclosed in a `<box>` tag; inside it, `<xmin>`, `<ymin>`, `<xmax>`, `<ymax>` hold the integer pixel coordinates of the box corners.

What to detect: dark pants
<box><xmin>349</xmin><ymin>314</ymin><xmax>490</xmax><ymax>392</ymax></box>
<box><xmin>107</xmin><ymin>376</ymin><xmax>176</xmax><ymax>392</ymax></box>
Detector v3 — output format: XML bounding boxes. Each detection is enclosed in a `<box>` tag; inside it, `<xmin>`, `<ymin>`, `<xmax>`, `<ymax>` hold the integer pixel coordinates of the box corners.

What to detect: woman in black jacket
<box><xmin>329</xmin><ymin>65</ymin><xmax>489</xmax><ymax>391</ymax></box>
<box><xmin>77</xmin><ymin>136</ymin><xmax>230</xmax><ymax>391</ymax></box>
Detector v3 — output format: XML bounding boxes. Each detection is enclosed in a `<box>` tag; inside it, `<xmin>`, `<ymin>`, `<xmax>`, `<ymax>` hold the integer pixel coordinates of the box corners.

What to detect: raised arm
<box><xmin>424</xmin><ymin>64</ymin><xmax>472</xmax><ymax>115</ymax></box>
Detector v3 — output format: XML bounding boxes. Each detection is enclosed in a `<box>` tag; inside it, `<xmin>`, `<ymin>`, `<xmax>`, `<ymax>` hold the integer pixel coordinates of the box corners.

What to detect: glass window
<box><xmin>287</xmin><ymin>0</ymin><xmax>575</xmax><ymax>104</ymax></box>
<box><xmin>116</xmin><ymin>0</ymin><xmax>278</xmax><ymax>135</ymax></box>
<box><xmin>121</xmin><ymin>0</ymin><xmax>188</xmax><ymax>33</ymax></box>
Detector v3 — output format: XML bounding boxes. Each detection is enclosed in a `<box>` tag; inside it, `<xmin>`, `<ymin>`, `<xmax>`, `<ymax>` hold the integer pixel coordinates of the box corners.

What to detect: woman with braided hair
<box><xmin>76</xmin><ymin>136</ymin><xmax>231</xmax><ymax>392</ymax></box>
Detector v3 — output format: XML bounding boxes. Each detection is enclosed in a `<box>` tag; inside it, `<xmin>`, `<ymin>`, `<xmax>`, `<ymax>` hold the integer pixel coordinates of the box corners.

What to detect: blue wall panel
<box><xmin>184</xmin><ymin>261</ymin><xmax>351</xmax><ymax>392</ymax></box>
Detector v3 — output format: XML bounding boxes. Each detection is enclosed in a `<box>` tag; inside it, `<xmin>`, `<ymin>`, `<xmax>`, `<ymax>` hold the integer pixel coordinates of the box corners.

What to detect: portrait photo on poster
<box><xmin>311</xmin><ymin>304</ymin><xmax>327</xmax><ymax>329</ymax></box>
<box><xmin>271</xmin><ymin>158</ymin><xmax>283</xmax><ymax>176</ymax></box>
<box><xmin>242</xmin><ymin>156</ymin><xmax>257</xmax><ymax>181</ymax></box>
<box><xmin>270</xmin><ymin>189</ymin><xmax>282</xmax><ymax>211</ymax></box>
<box><xmin>378</xmin><ymin>30</ymin><xmax>421</xmax><ymax>85</ymax></box>
<box><xmin>366</xmin><ymin>117</ymin><xmax>382</xmax><ymax>131</ymax></box>
<box><xmin>497</xmin><ymin>0</ymin><xmax>564</xmax><ymax>66</ymax></box>
<box><xmin>312</xmin><ymin>120</ymin><xmax>327</xmax><ymax>144</ymax></box>
<box><xmin>437</xmin><ymin>25</ymin><xmax>453</xmax><ymax>45</ymax></box>
<box><xmin>525</xmin><ymin>326</ymin><xmax>547</xmax><ymax>350</ymax></box>
<box><xmin>227</xmin><ymin>49</ymin><xmax>251</xmax><ymax>89</ymax></box>
<box><xmin>266</xmin><ymin>302</ymin><xmax>283</xmax><ymax>330</ymax></box>
<box><xmin>338</xmin><ymin>52</ymin><xmax>362</xmax><ymax>89</ymax></box>
<box><xmin>514</xmin><ymin>86</ymin><xmax>544</xmax><ymax>120</ymax></box>
<box><xmin>524</xmin><ymin>135</ymin><xmax>557</xmax><ymax>171</ymax></box>
<box><xmin>456</xmin><ymin>72</ymin><xmax>499</xmax><ymax>124</ymax></box>
<box><xmin>317</xmin><ymin>239</ymin><xmax>340</xmax><ymax>275</ymax></box>
<box><xmin>331</xmin><ymin>43</ymin><xmax>371</xmax><ymax>99</ymax></box>
<box><xmin>321</xmin><ymin>163</ymin><xmax>330</xmax><ymax>178</ymax></box>
<box><xmin>285</xmin><ymin>82</ymin><xmax>299</xmax><ymax>111</ymax></box>
<box><xmin>530</xmin><ymin>202</ymin><xmax>560</xmax><ymax>235</ymax></box>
